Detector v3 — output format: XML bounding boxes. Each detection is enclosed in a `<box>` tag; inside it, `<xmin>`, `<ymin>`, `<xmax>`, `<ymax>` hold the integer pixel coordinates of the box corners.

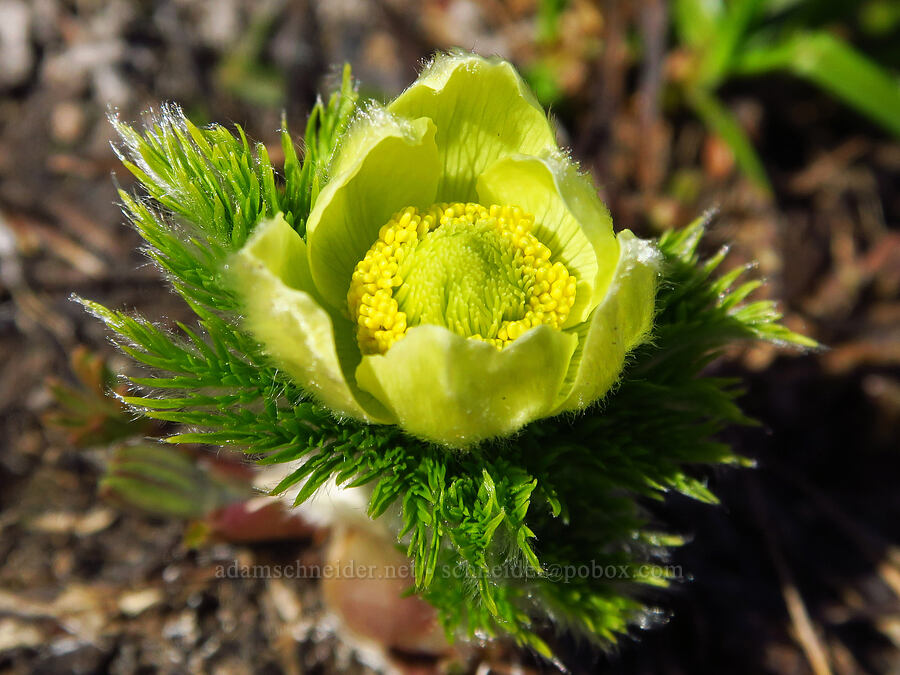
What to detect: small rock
<box><xmin>74</xmin><ymin>507</ymin><xmax>117</xmax><ymax>535</ymax></box>
<box><xmin>198</xmin><ymin>0</ymin><xmax>240</xmax><ymax>49</ymax></box>
<box><xmin>51</xmin><ymin>101</ymin><xmax>87</xmax><ymax>144</ymax></box>
<box><xmin>29</xmin><ymin>507</ymin><xmax>116</xmax><ymax>536</ymax></box>
<box><xmin>0</xmin><ymin>617</ymin><xmax>44</xmax><ymax>651</ymax></box>
<box><xmin>162</xmin><ymin>563</ymin><xmax>181</xmax><ymax>583</ymax></box>
<box><xmin>0</xmin><ymin>0</ymin><xmax>32</xmax><ymax>89</ymax></box>
<box><xmin>118</xmin><ymin>588</ymin><xmax>163</xmax><ymax>617</ymax></box>
<box><xmin>52</xmin><ymin>585</ymin><xmax>107</xmax><ymax>643</ymax></box>
<box><xmin>267</xmin><ymin>578</ymin><xmax>302</xmax><ymax>623</ymax></box>
<box><xmin>163</xmin><ymin>610</ymin><xmax>199</xmax><ymax>645</ymax></box>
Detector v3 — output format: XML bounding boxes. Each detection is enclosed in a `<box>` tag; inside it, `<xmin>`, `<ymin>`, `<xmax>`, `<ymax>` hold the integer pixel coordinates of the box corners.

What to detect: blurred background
<box><xmin>1</xmin><ymin>1</ymin><xmax>898</xmax><ymax>673</ymax></box>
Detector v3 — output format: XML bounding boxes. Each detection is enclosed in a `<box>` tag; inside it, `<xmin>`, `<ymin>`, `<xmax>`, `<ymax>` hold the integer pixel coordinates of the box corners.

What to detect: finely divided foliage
<box><xmin>82</xmin><ymin>67</ymin><xmax>813</xmax><ymax>657</ymax></box>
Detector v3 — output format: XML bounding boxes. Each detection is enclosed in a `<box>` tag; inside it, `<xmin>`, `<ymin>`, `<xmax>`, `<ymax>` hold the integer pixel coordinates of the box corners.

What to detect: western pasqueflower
<box><xmin>231</xmin><ymin>52</ymin><xmax>661</xmax><ymax>447</ymax></box>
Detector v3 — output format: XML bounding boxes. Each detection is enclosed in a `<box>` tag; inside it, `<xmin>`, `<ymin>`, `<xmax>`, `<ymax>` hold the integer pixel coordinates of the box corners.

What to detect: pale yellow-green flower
<box><xmin>230</xmin><ymin>52</ymin><xmax>661</xmax><ymax>448</ymax></box>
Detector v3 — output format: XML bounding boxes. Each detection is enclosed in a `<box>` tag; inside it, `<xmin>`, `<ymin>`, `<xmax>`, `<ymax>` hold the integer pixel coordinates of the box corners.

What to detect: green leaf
<box><xmin>673</xmin><ymin>0</ymin><xmax>725</xmax><ymax>49</ymax></box>
<box><xmin>100</xmin><ymin>445</ymin><xmax>243</xmax><ymax>518</ymax></box>
<box><xmin>697</xmin><ymin>0</ymin><xmax>765</xmax><ymax>86</ymax></box>
<box><xmin>537</xmin><ymin>0</ymin><xmax>569</xmax><ymax>43</ymax></box>
<box><xmin>733</xmin><ymin>31</ymin><xmax>900</xmax><ymax>137</ymax></box>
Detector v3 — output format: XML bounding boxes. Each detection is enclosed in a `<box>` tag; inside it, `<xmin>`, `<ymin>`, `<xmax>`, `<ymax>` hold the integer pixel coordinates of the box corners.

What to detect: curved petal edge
<box><xmin>553</xmin><ymin>231</ymin><xmax>662</xmax><ymax>414</ymax></box>
<box><xmin>355</xmin><ymin>324</ymin><xmax>578</xmax><ymax>448</ymax></box>
<box><xmin>229</xmin><ymin>214</ymin><xmax>393</xmax><ymax>424</ymax></box>
<box><xmin>307</xmin><ymin>109</ymin><xmax>440</xmax><ymax>312</ymax></box>
<box><xmin>388</xmin><ymin>51</ymin><xmax>559</xmax><ymax>202</ymax></box>
<box><xmin>476</xmin><ymin>151</ymin><xmax>619</xmax><ymax>327</ymax></box>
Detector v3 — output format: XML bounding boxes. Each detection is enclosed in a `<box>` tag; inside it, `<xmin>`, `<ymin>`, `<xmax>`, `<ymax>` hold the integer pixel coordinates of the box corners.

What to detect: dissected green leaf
<box><xmin>42</xmin><ymin>346</ymin><xmax>153</xmax><ymax>447</ymax></box>
<box><xmin>100</xmin><ymin>445</ymin><xmax>244</xmax><ymax>518</ymax></box>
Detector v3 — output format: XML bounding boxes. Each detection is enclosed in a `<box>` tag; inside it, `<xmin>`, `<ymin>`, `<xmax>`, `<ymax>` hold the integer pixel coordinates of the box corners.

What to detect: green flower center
<box><xmin>348</xmin><ymin>203</ymin><xmax>576</xmax><ymax>355</ymax></box>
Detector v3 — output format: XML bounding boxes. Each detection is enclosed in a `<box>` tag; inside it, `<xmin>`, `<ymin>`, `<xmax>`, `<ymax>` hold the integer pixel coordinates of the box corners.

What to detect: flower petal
<box><xmin>307</xmin><ymin>110</ymin><xmax>440</xmax><ymax>312</ymax></box>
<box><xmin>355</xmin><ymin>324</ymin><xmax>578</xmax><ymax>448</ymax></box>
<box><xmin>230</xmin><ymin>214</ymin><xmax>393</xmax><ymax>423</ymax></box>
<box><xmin>388</xmin><ymin>52</ymin><xmax>558</xmax><ymax>202</ymax></box>
<box><xmin>553</xmin><ymin>231</ymin><xmax>661</xmax><ymax>414</ymax></box>
<box><xmin>477</xmin><ymin>153</ymin><xmax>619</xmax><ymax>326</ymax></box>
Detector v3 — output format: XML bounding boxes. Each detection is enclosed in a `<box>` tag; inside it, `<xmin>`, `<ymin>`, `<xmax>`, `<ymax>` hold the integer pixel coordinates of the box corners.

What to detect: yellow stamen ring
<box><xmin>348</xmin><ymin>203</ymin><xmax>577</xmax><ymax>355</ymax></box>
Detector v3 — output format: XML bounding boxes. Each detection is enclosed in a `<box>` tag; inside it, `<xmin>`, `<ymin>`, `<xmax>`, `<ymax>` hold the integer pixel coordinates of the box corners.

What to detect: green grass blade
<box><xmin>698</xmin><ymin>0</ymin><xmax>765</xmax><ymax>86</ymax></box>
<box><xmin>733</xmin><ymin>31</ymin><xmax>900</xmax><ymax>137</ymax></box>
<box><xmin>673</xmin><ymin>0</ymin><xmax>725</xmax><ymax>49</ymax></box>
<box><xmin>687</xmin><ymin>88</ymin><xmax>772</xmax><ymax>193</ymax></box>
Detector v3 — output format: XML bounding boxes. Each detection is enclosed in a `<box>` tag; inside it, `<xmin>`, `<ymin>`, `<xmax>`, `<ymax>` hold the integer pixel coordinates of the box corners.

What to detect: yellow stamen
<box><xmin>348</xmin><ymin>203</ymin><xmax>577</xmax><ymax>354</ymax></box>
